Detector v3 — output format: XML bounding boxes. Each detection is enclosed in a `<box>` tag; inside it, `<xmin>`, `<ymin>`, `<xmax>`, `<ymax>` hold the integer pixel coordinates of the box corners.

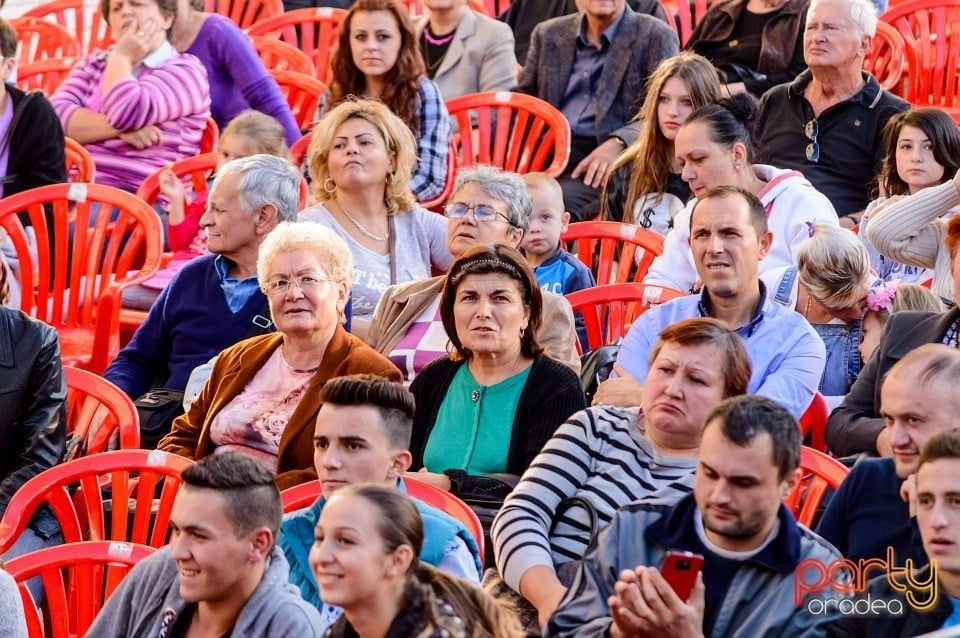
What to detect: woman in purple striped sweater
<box><xmin>50</xmin><ymin>0</ymin><xmax>211</xmax><ymax>194</ymax></box>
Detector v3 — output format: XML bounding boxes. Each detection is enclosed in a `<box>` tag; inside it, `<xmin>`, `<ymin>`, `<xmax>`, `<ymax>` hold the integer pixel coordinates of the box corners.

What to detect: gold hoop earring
<box><xmin>323</xmin><ymin>177</ymin><xmax>337</xmax><ymax>195</ymax></box>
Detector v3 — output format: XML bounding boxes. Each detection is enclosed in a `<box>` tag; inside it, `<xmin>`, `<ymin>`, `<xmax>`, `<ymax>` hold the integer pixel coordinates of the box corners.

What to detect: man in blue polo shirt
<box><xmin>595</xmin><ymin>185</ymin><xmax>825</xmax><ymax>418</ymax></box>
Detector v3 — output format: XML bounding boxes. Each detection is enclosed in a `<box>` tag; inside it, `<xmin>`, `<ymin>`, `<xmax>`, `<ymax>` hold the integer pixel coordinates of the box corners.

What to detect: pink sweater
<box><xmin>51</xmin><ymin>48</ymin><xmax>211</xmax><ymax>193</ymax></box>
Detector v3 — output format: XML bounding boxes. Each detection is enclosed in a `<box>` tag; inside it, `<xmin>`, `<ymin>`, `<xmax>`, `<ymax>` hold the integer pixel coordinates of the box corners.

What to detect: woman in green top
<box><xmin>408</xmin><ymin>244</ymin><xmax>586</xmax><ymax>504</ymax></box>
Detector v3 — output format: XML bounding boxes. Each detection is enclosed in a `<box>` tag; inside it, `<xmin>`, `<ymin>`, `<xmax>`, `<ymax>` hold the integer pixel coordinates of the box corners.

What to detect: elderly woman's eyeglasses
<box><xmin>804</xmin><ymin>120</ymin><xmax>820</xmax><ymax>163</ymax></box>
<box><xmin>444</xmin><ymin>202</ymin><xmax>514</xmax><ymax>225</ymax></box>
<box><xmin>263</xmin><ymin>274</ymin><xmax>333</xmax><ymax>296</ymax></box>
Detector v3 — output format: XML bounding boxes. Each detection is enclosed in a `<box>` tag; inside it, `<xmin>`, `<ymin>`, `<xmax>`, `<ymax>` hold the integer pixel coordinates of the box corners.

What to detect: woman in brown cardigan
<box><xmin>159</xmin><ymin>222</ymin><xmax>401</xmax><ymax>489</ymax></box>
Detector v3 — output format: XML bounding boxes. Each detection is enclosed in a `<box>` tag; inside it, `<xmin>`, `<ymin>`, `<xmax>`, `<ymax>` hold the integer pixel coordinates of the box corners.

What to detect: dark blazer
<box><xmin>826</xmin><ymin>308</ymin><xmax>959</xmax><ymax>456</ymax></box>
<box><xmin>3</xmin><ymin>85</ymin><xmax>67</xmax><ymax>198</ymax></box>
<box><xmin>0</xmin><ymin>307</ymin><xmax>66</xmax><ymax>537</ymax></box>
<box><xmin>515</xmin><ymin>5</ymin><xmax>679</xmax><ymax>145</ymax></box>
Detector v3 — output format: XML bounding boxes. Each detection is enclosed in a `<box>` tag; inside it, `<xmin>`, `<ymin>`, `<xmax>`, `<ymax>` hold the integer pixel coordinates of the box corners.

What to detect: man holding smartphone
<box><xmin>545</xmin><ymin>395</ymin><xmax>846</xmax><ymax>637</ymax></box>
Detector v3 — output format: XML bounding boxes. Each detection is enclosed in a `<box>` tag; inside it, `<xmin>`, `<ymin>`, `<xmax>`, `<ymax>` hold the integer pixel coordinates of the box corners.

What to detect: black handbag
<box><xmin>134</xmin><ymin>388</ymin><xmax>185</xmax><ymax>450</ymax></box>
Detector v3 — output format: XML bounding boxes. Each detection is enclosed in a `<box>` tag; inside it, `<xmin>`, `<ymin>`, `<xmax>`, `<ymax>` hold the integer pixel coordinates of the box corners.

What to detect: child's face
<box><xmin>216</xmin><ymin>133</ymin><xmax>256</xmax><ymax>171</ymax></box>
<box><xmin>522</xmin><ymin>185</ymin><xmax>569</xmax><ymax>260</ymax></box>
<box><xmin>859</xmin><ymin>310</ymin><xmax>884</xmax><ymax>364</ymax></box>
<box><xmin>895</xmin><ymin>125</ymin><xmax>945</xmax><ymax>194</ymax></box>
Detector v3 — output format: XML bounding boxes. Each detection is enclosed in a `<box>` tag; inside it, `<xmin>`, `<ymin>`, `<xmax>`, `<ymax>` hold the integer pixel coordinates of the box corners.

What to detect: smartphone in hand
<box><xmin>660</xmin><ymin>551</ymin><xmax>704</xmax><ymax>602</ymax></box>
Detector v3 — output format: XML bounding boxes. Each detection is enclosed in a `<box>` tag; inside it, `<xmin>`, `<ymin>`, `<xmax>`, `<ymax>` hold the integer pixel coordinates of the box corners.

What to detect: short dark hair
<box><xmin>884</xmin><ymin>343</ymin><xmax>960</xmax><ymax>393</ymax></box>
<box><xmin>703</xmin><ymin>395</ymin><xmax>801</xmax><ymax>481</ymax></box>
<box><xmin>0</xmin><ymin>19</ymin><xmax>16</xmax><ymax>59</ymax></box>
<box><xmin>441</xmin><ymin>244</ymin><xmax>544</xmax><ymax>360</ymax></box>
<box><xmin>180</xmin><ymin>452</ymin><xmax>281</xmax><ymax>541</ymax></box>
<box><xmin>648</xmin><ymin>318</ymin><xmax>752</xmax><ymax>398</ymax></box>
<box><xmin>319</xmin><ymin>374</ymin><xmax>415</xmax><ymax>450</ymax></box>
<box><xmin>919</xmin><ymin>428</ymin><xmax>960</xmax><ymax>470</ymax></box>
<box><xmin>690</xmin><ymin>185</ymin><xmax>768</xmax><ymax>238</ymax></box>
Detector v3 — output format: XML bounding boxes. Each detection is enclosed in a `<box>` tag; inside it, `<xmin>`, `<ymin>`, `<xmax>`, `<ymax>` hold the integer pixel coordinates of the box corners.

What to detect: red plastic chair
<box><xmin>64</xmin><ymin>366</ymin><xmax>140</xmax><ymax>461</ymax></box>
<box><xmin>246</xmin><ymin>8</ymin><xmax>347</xmax><ymax>83</ymax></box>
<box><xmin>4</xmin><ymin>541</ymin><xmax>156</xmax><ymax>638</ymax></box>
<box><xmin>15</xmin><ymin>58</ymin><xmax>75</xmax><ymax>95</ymax></box>
<box><xmin>865</xmin><ymin>20</ymin><xmax>907</xmax><ymax>94</ymax></box>
<box><xmin>280</xmin><ymin>478</ymin><xmax>485</xmax><ymax>563</ymax></box>
<box><xmin>565</xmin><ymin>283</ymin><xmax>685</xmax><ymax>355</ymax></box>
<box><xmin>0</xmin><ymin>184</ymin><xmax>164</xmax><ymax>374</ymax></box>
<box><xmin>8</xmin><ymin>17</ymin><xmax>81</xmax><ymax>66</ymax></box>
<box><xmin>269</xmin><ymin>70</ymin><xmax>327</xmax><ymax>132</ymax></box>
<box><xmin>23</xmin><ymin>0</ymin><xmax>113</xmax><ymax>54</ymax></box>
<box><xmin>881</xmin><ymin>0</ymin><xmax>960</xmax><ymax>109</ymax></box>
<box><xmin>784</xmin><ymin>446</ymin><xmax>849</xmax><ymax>527</ymax></box>
<box><xmin>561</xmin><ymin>220</ymin><xmax>667</xmax><ymax>285</ymax></box>
<box><xmin>418</xmin><ymin>139</ymin><xmax>458</xmax><ymax>212</ymax></box>
<box><xmin>205</xmin><ymin>0</ymin><xmax>283</xmax><ymax>30</ymax></box>
<box><xmin>798</xmin><ymin>391</ymin><xmax>831</xmax><ymax>454</ymax></box>
<box><xmin>444</xmin><ymin>91</ymin><xmax>571</xmax><ymax>178</ymax></box>
<box><xmin>249</xmin><ymin>34</ymin><xmax>317</xmax><ymax>76</ymax></box>
<box><xmin>200</xmin><ymin>117</ymin><xmax>219</xmax><ymax>155</ymax></box>
<box><xmin>289</xmin><ymin>130</ymin><xmax>314</xmax><ymax>170</ymax></box>
<box><xmin>0</xmin><ymin>450</ymin><xmax>194</xmax><ymax>554</ymax></box>
<box><xmin>660</xmin><ymin>0</ymin><xmax>714</xmax><ymax>46</ymax></box>
<box><xmin>64</xmin><ymin>136</ymin><xmax>95</xmax><ymax>183</ymax></box>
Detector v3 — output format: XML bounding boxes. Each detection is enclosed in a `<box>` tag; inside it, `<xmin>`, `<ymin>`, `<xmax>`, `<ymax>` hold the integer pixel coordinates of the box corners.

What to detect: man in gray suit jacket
<box><xmin>516</xmin><ymin>0</ymin><xmax>679</xmax><ymax>221</ymax></box>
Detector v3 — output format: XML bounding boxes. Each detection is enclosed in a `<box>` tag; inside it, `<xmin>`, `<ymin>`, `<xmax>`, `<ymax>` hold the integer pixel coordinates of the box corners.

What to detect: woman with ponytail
<box><xmin>311</xmin><ymin>484</ymin><xmax>522</xmax><ymax>637</ymax></box>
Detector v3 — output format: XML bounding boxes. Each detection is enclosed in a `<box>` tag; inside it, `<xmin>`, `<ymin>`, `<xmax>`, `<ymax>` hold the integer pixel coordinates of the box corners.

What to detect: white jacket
<box><xmin>643</xmin><ymin>165</ymin><xmax>840</xmax><ymax>292</ymax></box>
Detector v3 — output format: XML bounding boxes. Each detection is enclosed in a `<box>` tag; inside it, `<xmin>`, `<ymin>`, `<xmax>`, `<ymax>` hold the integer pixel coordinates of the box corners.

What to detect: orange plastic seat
<box><xmin>246</xmin><ymin>8</ymin><xmax>347</xmax><ymax>83</ymax></box>
<box><xmin>8</xmin><ymin>16</ymin><xmax>81</xmax><ymax>66</ymax></box>
<box><xmin>4</xmin><ymin>541</ymin><xmax>156</xmax><ymax>638</ymax></box>
<box><xmin>561</xmin><ymin>220</ymin><xmax>667</xmax><ymax>285</ymax></box>
<box><xmin>205</xmin><ymin>0</ymin><xmax>283</xmax><ymax>30</ymax></box>
<box><xmin>881</xmin><ymin>0</ymin><xmax>960</xmax><ymax>109</ymax></box>
<box><xmin>23</xmin><ymin>0</ymin><xmax>113</xmax><ymax>54</ymax></box>
<box><xmin>660</xmin><ymin>0</ymin><xmax>713</xmax><ymax>46</ymax></box>
<box><xmin>289</xmin><ymin>130</ymin><xmax>314</xmax><ymax>170</ymax></box>
<box><xmin>64</xmin><ymin>136</ymin><xmax>95</xmax><ymax>183</ymax></box>
<box><xmin>281</xmin><ymin>478</ymin><xmax>485</xmax><ymax>563</ymax></box>
<box><xmin>418</xmin><ymin>139</ymin><xmax>458</xmax><ymax>212</ymax></box>
<box><xmin>64</xmin><ymin>366</ymin><xmax>140</xmax><ymax>460</ymax></box>
<box><xmin>269</xmin><ymin>69</ymin><xmax>327</xmax><ymax>133</ymax></box>
<box><xmin>0</xmin><ymin>184</ymin><xmax>164</xmax><ymax>374</ymax></box>
<box><xmin>798</xmin><ymin>391</ymin><xmax>831</xmax><ymax>454</ymax></box>
<box><xmin>865</xmin><ymin>21</ymin><xmax>907</xmax><ymax>93</ymax></box>
<box><xmin>444</xmin><ymin>91</ymin><xmax>571</xmax><ymax>178</ymax></box>
<box><xmin>785</xmin><ymin>446</ymin><xmax>849</xmax><ymax>527</ymax></box>
<box><xmin>565</xmin><ymin>283</ymin><xmax>685</xmax><ymax>355</ymax></box>
<box><xmin>0</xmin><ymin>450</ymin><xmax>194</xmax><ymax>554</ymax></box>
<box><xmin>15</xmin><ymin>58</ymin><xmax>75</xmax><ymax>95</ymax></box>
<box><xmin>249</xmin><ymin>34</ymin><xmax>317</xmax><ymax>76</ymax></box>
<box><xmin>200</xmin><ymin>117</ymin><xmax>219</xmax><ymax>155</ymax></box>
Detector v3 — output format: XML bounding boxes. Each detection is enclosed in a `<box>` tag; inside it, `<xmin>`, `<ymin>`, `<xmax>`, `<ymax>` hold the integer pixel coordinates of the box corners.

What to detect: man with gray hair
<box><xmin>104</xmin><ymin>155</ymin><xmax>300</xmax><ymax>440</ymax></box>
<box><xmin>757</xmin><ymin>0</ymin><xmax>907</xmax><ymax>225</ymax></box>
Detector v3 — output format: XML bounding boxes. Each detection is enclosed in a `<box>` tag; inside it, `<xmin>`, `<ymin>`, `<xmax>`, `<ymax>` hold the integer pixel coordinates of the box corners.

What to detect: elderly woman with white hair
<box><xmin>762</xmin><ymin>222</ymin><xmax>873</xmax><ymax>407</ymax></box>
<box><xmin>158</xmin><ymin>222</ymin><xmax>401</xmax><ymax>489</ymax></box>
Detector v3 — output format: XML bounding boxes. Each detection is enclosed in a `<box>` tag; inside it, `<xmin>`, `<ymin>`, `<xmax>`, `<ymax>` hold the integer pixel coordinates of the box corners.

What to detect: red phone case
<box><xmin>660</xmin><ymin>551</ymin><xmax>704</xmax><ymax>602</ymax></box>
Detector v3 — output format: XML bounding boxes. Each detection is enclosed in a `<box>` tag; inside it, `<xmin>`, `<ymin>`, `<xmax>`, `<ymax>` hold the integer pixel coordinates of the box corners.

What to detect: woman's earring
<box><xmin>323</xmin><ymin>177</ymin><xmax>337</xmax><ymax>195</ymax></box>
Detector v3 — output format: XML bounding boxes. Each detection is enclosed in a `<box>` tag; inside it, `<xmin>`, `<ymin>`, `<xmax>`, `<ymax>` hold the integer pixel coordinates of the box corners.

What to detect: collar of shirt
<box><xmin>138</xmin><ymin>40</ymin><xmax>177</xmax><ymax>71</ymax></box>
<box><xmin>214</xmin><ymin>254</ymin><xmax>263</xmax><ymax>313</ymax></box>
<box><xmin>696</xmin><ymin>281</ymin><xmax>768</xmax><ymax>337</ymax></box>
<box><xmin>576</xmin><ymin>9</ymin><xmax>625</xmax><ymax>50</ymax></box>
<box><xmin>786</xmin><ymin>69</ymin><xmax>883</xmax><ymax>110</ymax></box>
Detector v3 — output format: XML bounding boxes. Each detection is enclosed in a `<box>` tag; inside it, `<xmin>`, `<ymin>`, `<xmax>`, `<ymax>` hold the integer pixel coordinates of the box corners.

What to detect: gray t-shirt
<box><xmin>0</xmin><ymin>569</ymin><xmax>28</xmax><ymax>638</ymax></box>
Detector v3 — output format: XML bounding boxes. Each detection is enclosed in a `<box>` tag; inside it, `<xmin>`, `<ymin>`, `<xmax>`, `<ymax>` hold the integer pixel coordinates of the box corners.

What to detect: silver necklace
<box><xmin>338</xmin><ymin>205</ymin><xmax>388</xmax><ymax>242</ymax></box>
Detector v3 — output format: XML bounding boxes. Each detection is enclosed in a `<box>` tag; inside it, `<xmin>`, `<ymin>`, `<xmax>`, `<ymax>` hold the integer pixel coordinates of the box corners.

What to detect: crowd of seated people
<box><xmin>9</xmin><ymin>0</ymin><xmax>960</xmax><ymax>634</ymax></box>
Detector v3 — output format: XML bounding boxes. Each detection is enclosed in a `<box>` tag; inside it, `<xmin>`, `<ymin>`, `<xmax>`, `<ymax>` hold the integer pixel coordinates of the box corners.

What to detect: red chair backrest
<box><xmin>289</xmin><ymin>130</ymin><xmax>314</xmax><ymax>171</ymax></box>
<box><xmin>881</xmin><ymin>0</ymin><xmax>960</xmax><ymax>108</ymax></box>
<box><xmin>246</xmin><ymin>8</ymin><xmax>347</xmax><ymax>84</ymax></box>
<box><xmin>444</xmin><ymin>91</ymin><xmax>572</xmax><ymax>178</ymax></box>
<box><xmin>798</xmin><ymin>391</ymin><xmax>831</xmax><ymax>454</ymax></box>
<box><xmin>249</xmin><ymin>34</ymin><xmax>318</xmax><ymax>76</ymax></box>
<box><xmin>64</xmin><ymin>366</ymin><xmax>140</xmax><ymax>460</ymax></box>
<box><xmin>269</xmin><ymin>69</ymin><xmax>327</xmax><ymax>133</ymax></box>
<box><xmin>23</xmin><ymin>0</ymin><xmax>113</xmax><ymax>54</ymax></box>
<box><xmin>4</xmin><ymin>541</ymin><xmax>156</xmax><ymax>638</ymax></box>
<box><xmin>561</xmin><ymin>220</ymin><xmax>666</xmax><ymax>285</ymax></box>
<box><xmin>565</xmin><ymin>283</ymin><xmax>685</xmax><ymax>355</ymax></box>
<box><xmin>8</xmin><ymin>16</ymin><xmax>81</xmax><ymax>66</ymax></box>
<box><xmin>205</xmin><ymin>0</ymin><xmax>283</xmax><ymax>29</ymax></box>
<box><xmin>0</xmin><ymin>450</ymin><xmax>194</xmax><ymax>554</ymax></box>
<box><xmin>865</xmin><ymin>20</ymin><xmax>907</xmax><ymax>94</ymax></box>
<box><xmin>15</xmin><ymin>57</ymin><xmax>75</xmax><ymax>95</ymax></box>
<box><xmin>785</xmin><ymin>447</ymin><xmax>849</xmax><ymax>527</ymax></box>
<box><xmin>64</xmin><ymin>136</ymin><xmax>95</xmax><ymax>183</ymax></box>
<box><xmin>200</xmin><ymin>117</ymin><xmax>220</xmax><ymax>155</ymax></box>
<box><xmin>0</xmin><ymin>184</ymin><xmax>164</xmax><ymax>374</ymax></box>
<box><xmin>280</xmin><ymin>478</ymin><xmax>486</xmax><ymax>563</ymax></box>
<box><xmin>660</xmin><ymin>0</ymin><xmax>713</xmax><ymax>46</ymax></box>
<box><xmin>418</xmin><ymin>139</ymin><xmax>458</xmax><ymax>212</ymax></box>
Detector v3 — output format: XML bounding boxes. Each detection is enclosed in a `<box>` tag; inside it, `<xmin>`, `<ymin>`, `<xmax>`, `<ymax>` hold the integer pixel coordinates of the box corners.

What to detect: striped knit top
<box><xmin>491</xmin><ymin>405</ymin><xmax>697</xmax><ymax>592</ymax></box>
<box><xmin>51</xmin><ymin>43</ymin><xmax>211</xmax><ymax>193</ymax></box>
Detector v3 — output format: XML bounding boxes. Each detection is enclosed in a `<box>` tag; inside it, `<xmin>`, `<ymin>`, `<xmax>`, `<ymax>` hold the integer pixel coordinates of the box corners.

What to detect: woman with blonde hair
<box><xmin>313</xmin><ymin>484</ymin><xmax>523</xmax><ymax>637</ymax></box>
<box><xmin>602</xmin><ymin>53</ymin><xmax>721</xmax><ymax>235</ymax></box>
<box><xmin>300</xmin><ymin>98</ymin><xmax>452</xmax><ymax>339</ymax></box>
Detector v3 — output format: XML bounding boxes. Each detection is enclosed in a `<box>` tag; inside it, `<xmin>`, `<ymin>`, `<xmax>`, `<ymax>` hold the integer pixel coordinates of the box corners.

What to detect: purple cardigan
<box><xmin>51</xmin><ymin>47</ymin><xmax>211</xmax><ymax>193</ymax></box>
<box><xmin>186</xmin><ymin>14</ymin><xmax>301</xmax><ymax>145</ymax></box>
